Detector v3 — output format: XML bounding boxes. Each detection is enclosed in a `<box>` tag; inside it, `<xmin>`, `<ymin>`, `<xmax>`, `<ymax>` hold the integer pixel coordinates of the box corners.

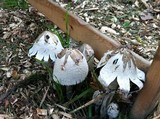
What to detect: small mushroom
<box><xmin>97</xmin><ymin>47</ymin><xmax>145</xmax><ymax>97</ymax></box>
<box><xmin>53</xmin><ymin>48</ymin><xmax>89</xmax><ymax>85</ymax></box>
<box><xmin>28</xmin><ymin>31</ymin><xmax>63</xmax><ymax>62</ymax></box>
<box><xmin>78</xmin><ymin>43</ymin><xmax>94</xmax><ymax>70</ymax></box>
<box><xmin>107</xmin><ymin>102</ymin><xmax>119</xmax><ymax>119</ymax></box>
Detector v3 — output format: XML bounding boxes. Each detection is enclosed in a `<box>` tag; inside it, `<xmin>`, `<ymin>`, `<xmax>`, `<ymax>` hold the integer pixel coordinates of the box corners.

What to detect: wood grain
<box><xmin>27</xmin><ymin>0</ymin><xmax>150</xmax><ymax>71</ymax></box>
<box><xmin>130</xmin><ymin>45</ymin><xmax>160</xmax><ymax>119</ymax></box>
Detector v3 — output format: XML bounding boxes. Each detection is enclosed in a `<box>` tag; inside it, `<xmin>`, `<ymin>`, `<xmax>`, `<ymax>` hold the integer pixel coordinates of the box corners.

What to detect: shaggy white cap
<box><xmin>97</xmin><ymin>47</ymin><xmax>145</xmax><ymax>95</ymax></box>
<box><xmin>53</xmin><ymin>48</ymin><xmax>89</xmax><ymax>85</ymax></box>
<box><xmin>28</xmin><ymin>31</ymin><xmax>63</xmax><ymax>62</ymax></box>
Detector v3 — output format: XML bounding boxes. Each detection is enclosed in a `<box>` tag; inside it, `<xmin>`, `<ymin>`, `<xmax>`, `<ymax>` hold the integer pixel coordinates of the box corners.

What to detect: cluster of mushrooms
<box><xmin>28</xmin><ymin>31</ymin><xmax>145</xmax><ymax>118</ymax></box>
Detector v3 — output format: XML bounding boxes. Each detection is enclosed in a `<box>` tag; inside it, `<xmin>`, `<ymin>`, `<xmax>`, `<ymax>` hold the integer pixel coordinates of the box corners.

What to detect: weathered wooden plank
<box><xmin>27</xmin><ymin>0</ymin><xmax>150</xmax><ymax>70</ymax></box>
<box><xmin>130</xmin><ymin>45</ymin><xmax>160</xmax><ymax>119</ymax></box>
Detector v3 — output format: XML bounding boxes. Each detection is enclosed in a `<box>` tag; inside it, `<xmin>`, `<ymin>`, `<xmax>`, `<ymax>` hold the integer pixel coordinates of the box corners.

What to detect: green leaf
<box><xmin>122</xmin><ymin>21</ymin><xmax>130</xmax><ymax>28</ymax></box>
<box><xmin>2</xmin><ymin>0</ymin><xmax>29</xmax><ymax>9</ymax></box>
<box><xmin>64</xmin><ymin>88</ymin><xmax>93</xmax><ymax>106</ymax></box>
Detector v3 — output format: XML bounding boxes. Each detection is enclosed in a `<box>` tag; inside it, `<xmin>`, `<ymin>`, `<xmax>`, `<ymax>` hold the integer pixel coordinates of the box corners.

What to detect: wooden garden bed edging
<box><xmin>28</xmin><ymin>0</ymin><xmax>150</xmax><ymax>71</ymax></box>
<box><xmin>130</xmin><ymin>44</ymin><xmax>160</xmax><ymax>119</ymax></box>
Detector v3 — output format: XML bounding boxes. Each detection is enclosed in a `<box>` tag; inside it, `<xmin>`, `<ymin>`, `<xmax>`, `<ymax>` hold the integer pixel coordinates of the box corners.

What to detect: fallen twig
<box><xmin>139</xmin><ymin>0</ymin><xmax>150</xmax><ymax>9</ymax></box>
<box><xmin>69</xmin><ymin>91</ymin><xmax>114</xmax><ymax>114</ymax></box>
<box><xmin>84</xmin><ymin>8</ymin><xmax>99</xmax><ymax>11</ymax></box>
<box><xmin>40</xmin><ymin>86</ymin><xmax>50</xmax><ymax>107</ymax></box>
<box><xmin>55</xmin><ymin>103</ymin><xmax>70</xmax><ymax>111</ymax></box>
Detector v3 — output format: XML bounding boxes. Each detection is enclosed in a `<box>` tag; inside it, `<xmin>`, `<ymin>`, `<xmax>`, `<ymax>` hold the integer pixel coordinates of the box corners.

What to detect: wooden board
<box><xmin>27</xmin><ymin>0</ymin><xmax>150</xmax><ymax>71</ymax></box>
<box><xmin>130</xmin><ymin>45</ymin><xmax>160</xmax><ymax>119</ymax></box>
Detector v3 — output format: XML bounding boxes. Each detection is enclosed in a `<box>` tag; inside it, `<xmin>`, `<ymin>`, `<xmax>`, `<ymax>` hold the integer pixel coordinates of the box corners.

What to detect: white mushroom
<box><xmin>78</xmin><ymin>44</ymin><xmax>94</xmax><ymax>70</ymax></box>
<box><xmin>107</xmin><ymin>102</ymin><xmax>119</xmax><ymax>119</ymax></box>
<box><xmin>28</xmin><ymin>31</ymin><xmax>64</xmax><ymax>62</ymax></box>
<box><xmin>53</xmin><ymin>48</ymin><xmax>89</xmax><ymax>85</ymax></box>
<box><xmin>78</xmin><ymin>44</ymin><xmax>94</xmax><ymax>61</ymax></box>
<box><xmin>97</xmin><ymin>47</ymin><xmax>145</xmax><ymax>97</ymax></box>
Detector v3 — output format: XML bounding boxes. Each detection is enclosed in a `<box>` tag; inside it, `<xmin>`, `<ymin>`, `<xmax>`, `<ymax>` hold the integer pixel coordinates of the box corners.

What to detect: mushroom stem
<box><xmin>109</xmin><ymin>117</ymin><xmax>113</xmax><ymax>119</ymax></box>
<box><xmin>66</xmin><ymin>86</ymin><xmax>73</xmax><ymax>99</ymax></box>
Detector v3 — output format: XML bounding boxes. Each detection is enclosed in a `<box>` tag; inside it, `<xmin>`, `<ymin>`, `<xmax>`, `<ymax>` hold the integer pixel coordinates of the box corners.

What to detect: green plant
<box><xmin>64</xmin><ymin>88</ymin><xmax>93</xmax><ymax>107</ymax></box>
<box><xmin>122</xmin><ymin>20</ymin><xmax>131</xmax><ymax>28</ymax></box>
<box><xmin>65</xmin><ymin>11</ymin><xmax>70</xmax><ymax>48</ymax></box>
<box><xmin>36</xmin><ymin>59</ymin><xmax>65</xmax><ymax>102</ymax></box>
<box><xmin>64</xmin><ymin>3</ymin><xmax>72</xmax><ymax>48</ymax></box>
<box><xmin>2</xmin><ymin>0</ymin><xmax>29</xmax><ymax>9</ymax></box>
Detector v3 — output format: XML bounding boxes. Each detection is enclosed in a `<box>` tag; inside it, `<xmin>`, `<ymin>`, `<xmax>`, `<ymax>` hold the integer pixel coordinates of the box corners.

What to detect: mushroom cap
<box><xmin>78</xmin><ymin>44</ymin><xmax>94</xmax><ymax>61</ymax></box>
<box><xmin>97</xmin><ymin>50</ymin><xmax>112</xmax><ymax>68</ymax></box>
<box><xmin>98</xmin><ymin>48</ymin><xmax>145</xmax><ymax>94</ymax></box>
<box><xmin>28</xmin><ymin>31</ymin><xmax>63</xmax><ymax>62</ymax></box>
<box><xmin>78</xmin><ymin>44</ymin><xmax>94</xmax><ymax>70</ymax></box>
<box><xmin>107</xmin><ymin>102</ymin><xmax>119</xmax><ymax>118</ymax></box>
<box><xmin>53</xmin><ymin>48</ymin><xmax>89</xmax><ymax>86</ymax></box>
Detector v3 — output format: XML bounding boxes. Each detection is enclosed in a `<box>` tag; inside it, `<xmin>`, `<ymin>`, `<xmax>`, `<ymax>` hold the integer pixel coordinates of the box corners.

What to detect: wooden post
<box><xmin>27</xmin><ymin>0</ymin><xmax>150</xmax><ymax>70</ymax></box>
<box><xmin>130</xmin><ymin>44</ymin><xmax>160</xmax><ymax>119</ymax></box>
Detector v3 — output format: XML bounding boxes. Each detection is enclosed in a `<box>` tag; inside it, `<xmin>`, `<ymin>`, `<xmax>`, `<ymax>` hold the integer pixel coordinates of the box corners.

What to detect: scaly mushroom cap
<box><xmin>53</xmin><ymin>48</ymin><xmax>89</xmax><ymax>85</ymax></box>
<box><xmin>78</xmin><ymin>44</ymin><xmax>94</xmax><ymax>61</ymax></box>
<box><xmin>78</xmin><ymin>44</ymin><xmax>94</xmax><ymax>70</ymax></box>
<box><xmin>97</xmin><ymin>47</ymin><xmax>145</xmax><ymax>95</ymax></box>
<box><xmin>28</xmin><ymin>31</ymin><xmax>63</xmax><ymax>62</ymax></box>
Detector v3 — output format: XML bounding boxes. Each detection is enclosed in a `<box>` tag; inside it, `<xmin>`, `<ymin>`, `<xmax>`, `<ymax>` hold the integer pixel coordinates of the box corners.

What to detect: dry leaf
<box><xmin>36</xmin><ymin>108</ymin><xmax>47</xmax><ymax>116</ymax></box>
<box><xmin>140</xmin><ymin>9</ymin><xmax>154</xmax><ymax>20</ymax></box>
<box><xmin>0</xmin><ymin>114</ymin><xmax>13</xmax><ymax>119</ymax></box>
<box><xmin>2</xmin><ymin>32</ymin><xmax>12</xmax><ymax>39</ymax></box>
<box><xmin>100</xmin><ymin>26</ymin><xmax>119</xmax><ymax>35</ymax></box>
<box><xmin>51</xmin><ymin>114</ymin><xmax>60</xmax><ymax>119</ymax></box>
